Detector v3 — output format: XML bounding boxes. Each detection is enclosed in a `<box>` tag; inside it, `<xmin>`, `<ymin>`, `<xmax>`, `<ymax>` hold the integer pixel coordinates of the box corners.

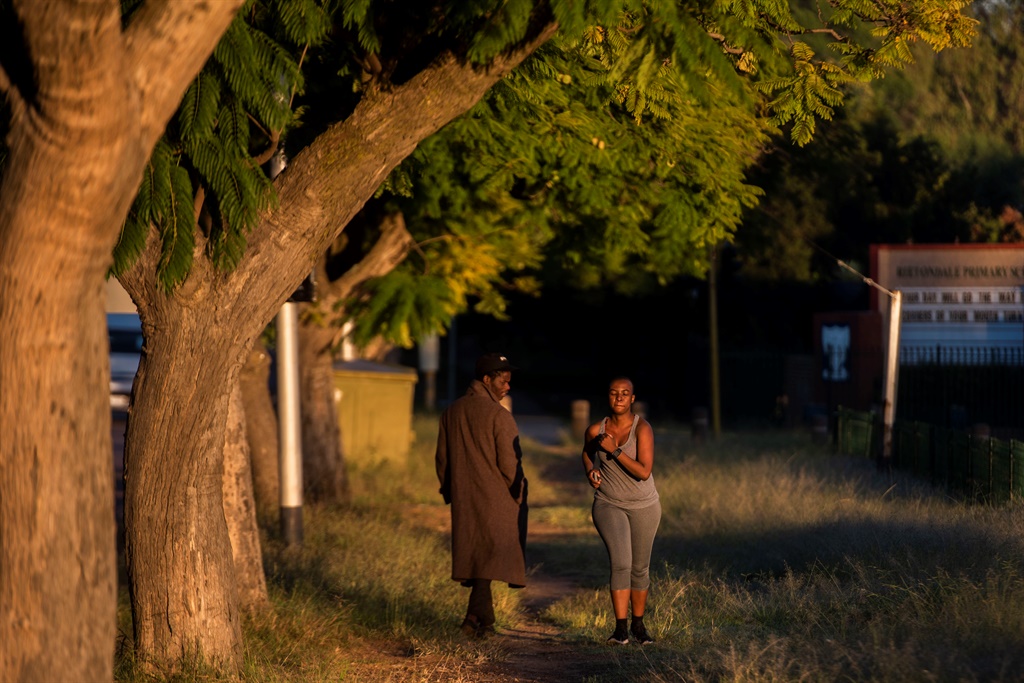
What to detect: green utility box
<box><xmin>333</xmin><ymin>359</ymin><xmax>418</xmax><ymax>463</ymax></box>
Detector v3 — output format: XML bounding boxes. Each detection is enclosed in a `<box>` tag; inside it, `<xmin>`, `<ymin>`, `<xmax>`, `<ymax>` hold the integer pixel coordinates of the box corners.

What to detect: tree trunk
<box><xmin>240</xmin><ymin>340</ymin><xmax>279</xmax><ymax>523</ymax></box>
<box><xmin>298</xmin><ymin>212</ymin><xmax>415</xmax><ymax>505</ymax></box>
<box><xmin>224</xmin><ymin>378</ymin><xmax>270</xmax><ymax>613</ymax></box>
<box><xmin>298</xmin><ymin>319</ymin><xmax>349</xmax><ymax>504</ymax></box>
<box><xmin>0</xmin><ymin>2</ymin><xmax>243</xmax><ymax>679</ymax></box>
<box><xmin>119</xmin><ymin>24</ymin><xmax>556</xmax><ymax>673</ymax></box>
<box><xmin>0</xmin><ymin>210</ymin><xmax>118</xmax><ymax>683</ymax></box>
<box><xmin>121</xmin><ymin>305</ymin><xmax>246</xmax><ymax>674</ymax></box>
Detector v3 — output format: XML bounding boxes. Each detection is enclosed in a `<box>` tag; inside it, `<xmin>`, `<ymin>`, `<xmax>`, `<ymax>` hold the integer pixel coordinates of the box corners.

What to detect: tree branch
<box><xmin>228</xmin><ymin>21</ymin><xmax>560</xmax><ymax>314</ymax></box>
<box><xmin>326</xmin><ymin>212</ymin><xmax>415</xmax><ymax>303</ymax></box>
<box><xmin>323</xmin><ymin>212</ymin><xmax>415</xmax><ymax>349</ymax></box>
<box><xmin>124</xmin><ymin>0</ymin><xmax>245</xmax><ymax>149</ymax></box>
<box><xmin>0</xmin><ymin>63</ymin><xmax>23</xmax><ymax>119</ymax></box>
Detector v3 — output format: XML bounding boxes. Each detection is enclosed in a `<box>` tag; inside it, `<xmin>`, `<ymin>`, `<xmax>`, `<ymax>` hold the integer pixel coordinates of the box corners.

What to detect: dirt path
<box><xmin>368</xmin><ymin>427</ymin><xmax>614</xmax><ymax>683</ymax></box>
<box><xmin>385</xmin><ymin>502</ymin><xmax>607</xmax><ymax>683</ymax></box>
<box><xmin>480</xmin><ymin>576</ymin><xmax>597</xmax><ymax>682</ymax></box>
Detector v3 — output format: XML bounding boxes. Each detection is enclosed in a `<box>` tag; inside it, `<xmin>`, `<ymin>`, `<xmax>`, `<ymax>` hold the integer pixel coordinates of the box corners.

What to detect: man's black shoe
<box><xmin>461</xmin><ymin>616</ymin><xmax>497</xmax><ymax>640</ymax></box>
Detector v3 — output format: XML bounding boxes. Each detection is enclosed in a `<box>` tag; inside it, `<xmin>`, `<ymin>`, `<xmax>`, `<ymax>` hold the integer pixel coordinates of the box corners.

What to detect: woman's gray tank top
<box><xmin>593</xmin><ymin>414</ymin><xmax>659</xmax><ymax>509</ymax></box>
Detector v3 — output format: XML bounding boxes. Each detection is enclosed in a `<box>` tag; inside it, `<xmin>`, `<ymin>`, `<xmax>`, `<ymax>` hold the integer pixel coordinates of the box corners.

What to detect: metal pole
<box><xmin>709</xmin><ymin>245</ymin><xmax>722</xmax><ymax>438</ymax></box>
<box><xmin>266</xmin><ymin>148</ymin><xmax>303</xmax><ymax>545</ymax></box>
<box><xmin>418</xmin><ymin>332</ymin><xmax>440</xmax><ymax>412</ymax></box>
<box><xmin>447</xmin><ymin>317</ymin><xmax>457</xmax><ymax>407</ymax></box>
<box><xmin>277</xmin><ymin>301</ymin><xmax>303</xmax><ymax>545</ymax></box>
<box><xmin>881</xmin><ymin>290</ymin><xmax>902</xmax><ymax>465</ymax></box>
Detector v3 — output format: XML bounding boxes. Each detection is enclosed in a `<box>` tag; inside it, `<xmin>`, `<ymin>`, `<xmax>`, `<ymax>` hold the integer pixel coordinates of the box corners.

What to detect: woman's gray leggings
<box><xmin>592</xmin><ymin>498</ymin><xmax>662</xmax><ymax>591</ymax></box>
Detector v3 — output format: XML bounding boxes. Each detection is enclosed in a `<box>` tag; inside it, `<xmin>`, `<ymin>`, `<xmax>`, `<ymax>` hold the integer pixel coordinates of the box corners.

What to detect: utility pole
<box><xmin>881</xmin><ymin>290</ymin><xmax>902</xmax><ymax>465</ymax></box>
<box><xmin>269</xmin><ymin>149</ymin><xmax>305</xmax><ymax>546</ymax></box>
<box><xmin>419</xmin><ymin>332</ymin><xmax>440</xmax><ymax>411</ymax></box>
<box><xmin>836</xmin><ymin>259</ymin><xmax>901</xmax><ymax>467</ymax></box>
<box><xmin>276</xmin><ymin>301</ymin><xmax>304</xmax><ymax>545</ymax></box>
<box><xmin>709</xmin><ymin>244</ymin><xmax>722</xmax><ymax>438</ymax></box>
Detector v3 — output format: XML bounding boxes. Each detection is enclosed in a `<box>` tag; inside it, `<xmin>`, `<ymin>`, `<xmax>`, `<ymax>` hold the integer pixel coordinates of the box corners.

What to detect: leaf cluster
<box><xmin>343</xmin><ymin>9</ymin><xmax>773</xmax><ymax>348</ymax></box>
<box><xmin>340</xmin><ymin>0</ymin><xmax>978</xmax><ymax>349</ymax></box>
<box><xmin>112</xmin><ymin>0</ymin><xmax>331</xmax><ymax>290</ymax></box>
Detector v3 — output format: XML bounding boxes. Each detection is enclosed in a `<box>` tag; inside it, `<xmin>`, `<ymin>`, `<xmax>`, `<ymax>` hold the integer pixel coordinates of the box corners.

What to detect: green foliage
<box><xmin>112</xmin><ymin>0</ymin><xmax>330</xmax><ymax>291</ymax></box>
<box><xmin>735</xmin><ymin>1</ymin><xmax>1022</xmax><ymax>284</ymax></box>
<box><xmin>338</xmin><ymin>0</ymin><xmax>978</xmax><ymax>350</ymax></box>
<box><xmin>342</xmin><ymin>270</ymin><xmax>457</xmax><ymax>349</ymax></box>
<box><xmin>109</xmin><ymin>0</ymin><xmax>978</xmax><ymax>338</ymax></box>
<box><xmin>356</xmin><ymin>9</ymin><xmax>771</xmax><ymax>351</ymax></box>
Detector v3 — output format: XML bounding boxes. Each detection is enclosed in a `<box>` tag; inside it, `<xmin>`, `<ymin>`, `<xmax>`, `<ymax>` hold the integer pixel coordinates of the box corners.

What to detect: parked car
<box><xmin>108</xmin><ymin>312</ymin><xmax>142</xmax><ymax>410</ymax></box>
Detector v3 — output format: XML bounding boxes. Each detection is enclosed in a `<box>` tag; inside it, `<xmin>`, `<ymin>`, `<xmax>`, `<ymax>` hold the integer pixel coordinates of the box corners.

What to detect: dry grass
<box><xmin>116</xmin><ymin>418</ymin><xmax>1024</xmax><ymax>682</ymax></box>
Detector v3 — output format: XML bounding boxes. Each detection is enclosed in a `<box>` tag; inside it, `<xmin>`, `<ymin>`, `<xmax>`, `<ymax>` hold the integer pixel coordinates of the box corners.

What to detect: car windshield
<box><xmin>110</xmin><ymin>329</ymin><xmax>143</xmax><ymax>354</ymax></box>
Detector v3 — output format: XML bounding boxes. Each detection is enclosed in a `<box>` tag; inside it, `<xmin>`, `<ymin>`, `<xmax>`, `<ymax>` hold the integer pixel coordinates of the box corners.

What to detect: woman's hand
<box><xmin>587</xmin><ymin>468</ymin><xmax>602</xmax><ymax>489</ymax></box>
<box><xmin>594</xmin><ymin>433</ymin><xmax>615</xmax><ymax>453</ymax></box>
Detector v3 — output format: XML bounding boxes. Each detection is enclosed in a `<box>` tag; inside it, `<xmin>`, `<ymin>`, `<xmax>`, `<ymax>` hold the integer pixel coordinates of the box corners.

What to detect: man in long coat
<box><xmin>435</xmin><ymin>352</ymin><xmax>528</xmax><ymax>639</ymax></box>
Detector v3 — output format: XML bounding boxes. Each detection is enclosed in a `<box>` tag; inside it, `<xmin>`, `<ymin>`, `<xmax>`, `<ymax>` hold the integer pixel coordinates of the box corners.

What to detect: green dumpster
<box><xmin>333</xmin><ymin>359</ymin><xmax>418</xmax><ymax>463</ymax></box>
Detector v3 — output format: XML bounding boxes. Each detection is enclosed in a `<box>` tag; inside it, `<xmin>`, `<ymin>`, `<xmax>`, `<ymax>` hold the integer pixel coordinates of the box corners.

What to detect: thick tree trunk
<box><xmin>0</xmin><ymin>212</ymin><xmax>118</xmax><ymax>682</ymax></box>
<box><xmin>0</xmin><ymin>2</ymin><xmax>243</xmax><ymax>680</ymax></box>
<box><xmin>224</xmin><ymin>379</ymin><xmax>270</xmax><ymax>613</ymax></box>
<box><xmin>119</xmin><ymin>23</ymin><xmax>556</xmax><ymax>673</ymax></box>
<box><xmin>240</xmin><ymin>341</ymin><xmax>279</xmax><ymax>523</ymax></box>
<box><xmin>121</xmin><ymin>305</ymin><xmax>247</xmax><ymax>673</ymax></box>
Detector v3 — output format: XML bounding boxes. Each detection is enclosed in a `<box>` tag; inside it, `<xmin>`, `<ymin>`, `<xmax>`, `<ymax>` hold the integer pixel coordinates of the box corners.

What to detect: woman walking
<box><xmin>581</xmin><ymin>376</ymin><xmax>661</xmax><ymax>645</ymax></box>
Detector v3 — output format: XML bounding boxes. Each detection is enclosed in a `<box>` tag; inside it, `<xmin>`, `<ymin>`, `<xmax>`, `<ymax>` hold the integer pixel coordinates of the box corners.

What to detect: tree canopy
<box><xmin>110</xmin><ymin>0</ymin><xmax>978</xmax><ymax>350</ymax></box>
<box><xmin>735</xmin><ymin>0</ymin><xmax>1021</xmax><ymax>285</ymax></box>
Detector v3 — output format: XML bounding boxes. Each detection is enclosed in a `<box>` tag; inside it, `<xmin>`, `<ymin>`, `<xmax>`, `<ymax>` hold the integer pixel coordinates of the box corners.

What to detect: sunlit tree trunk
<box><xmin>0</xmin><ymin>2</ymin><xmax>242</xmax><ymax>679</ymax></box>
<box><xmin>0</xmin><ymin>193</ymin><xmax>119</xmax><ymax>683</ymax></box>
<box><xmin>240</xmin><ymin>340</ymin><xmax>279</xmax><ymax>523</ymax></box>
<box><xmin>224</xmin><ymin>379</ymin><xmax>270</xmax><ymax>613</ymax></box>
<box><xmin>121</xmin><ymin>301</ymin><xmax>247</xmax><ymax>672</ymax></box>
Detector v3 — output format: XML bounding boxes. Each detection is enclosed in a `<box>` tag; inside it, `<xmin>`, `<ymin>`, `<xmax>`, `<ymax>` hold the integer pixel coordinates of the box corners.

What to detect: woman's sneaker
<box><xmin>607</xmin><ymin>624</ymin><xmax>630</xmax><ymax>645</ymax></box>
<box><xmin>630</xmin><ymin>620</ymin><xmax>655</xmax><ymax>645</ymax></box>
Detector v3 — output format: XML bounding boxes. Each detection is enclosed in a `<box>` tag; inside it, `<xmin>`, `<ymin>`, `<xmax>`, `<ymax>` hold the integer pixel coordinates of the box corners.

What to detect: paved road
<box><xmin>515</xmin><ymin>414</ymin><xmax>576</xmax><ymax>448</ymax></box>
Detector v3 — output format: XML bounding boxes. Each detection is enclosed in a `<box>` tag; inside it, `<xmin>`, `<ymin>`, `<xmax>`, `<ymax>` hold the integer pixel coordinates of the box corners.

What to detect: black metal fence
<box><xmin>897</xmin><ymin>346</ymin><xmax>1024</xmax><ymax>435</ymax></box>
<box><xmin>836</xmin><ymin>407</ymin><xmax>1024</xmax><ymax>505</ymax></box>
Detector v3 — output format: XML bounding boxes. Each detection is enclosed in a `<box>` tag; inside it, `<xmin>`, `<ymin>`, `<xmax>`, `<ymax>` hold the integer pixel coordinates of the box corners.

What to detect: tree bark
<box><xmin>224</xmin><ymin>379</ymin><xmax>270</xmax><ymax>614</ymax></box>
<box><xmin>121</xmin><ymin>303</ymin><xmax>246</xmax><ymax>673</ymax></box>
<box><xmin>240</xmin><ymin>340</ymin><xmax>279</xmax><ymax>523</ymax></box>
<box><xmin>299</xmin><ymin>212</ymin><xmax>415</xmax><ymax>505</ymax></box>
<box><xmin>298</xmin><ymin>318</ymin><xmax>348</xmax><ymax>504</ymax></box>
<box><xmin>0</xmin><ymin>1</ymin><xmax>242</xmax><ymax>680</ymax></box>
<box><xmin>119</xmin><ymin>23</ymin><xmax>556</xmax><ymax>673</ymax></box>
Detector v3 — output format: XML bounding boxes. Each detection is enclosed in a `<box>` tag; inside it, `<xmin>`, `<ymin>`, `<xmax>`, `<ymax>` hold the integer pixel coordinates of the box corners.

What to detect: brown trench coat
<box><xmin>435</xmin><ymin>380</ymin><xmax>528</xmax><ymax>588</ymax></box>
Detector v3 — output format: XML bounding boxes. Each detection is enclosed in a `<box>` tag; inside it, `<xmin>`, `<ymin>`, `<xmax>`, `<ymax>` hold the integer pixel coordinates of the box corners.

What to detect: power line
<box><xmin>803</xmin><ymin>236</ymin><xmax>896</xmax><ymax>298</ymax></box>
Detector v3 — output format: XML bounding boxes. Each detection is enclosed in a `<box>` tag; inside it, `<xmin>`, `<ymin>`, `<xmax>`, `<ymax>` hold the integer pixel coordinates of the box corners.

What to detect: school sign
<box><xmin>869</xmin><ymin>244</ymin><xmax>1024</xmax><ymax>356</ymax></box>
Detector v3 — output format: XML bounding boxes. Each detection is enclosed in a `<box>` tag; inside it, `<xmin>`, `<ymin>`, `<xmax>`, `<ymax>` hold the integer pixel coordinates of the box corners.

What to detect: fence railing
<box><xmin>836</xmin><ymin>406</ymin><xmax>1024</xmax><ymax>505</ymax></box>
<box><xmin>897</xmin><ymin>346</ymin><xmax>1024</xmax><ymax>431</ymax></box>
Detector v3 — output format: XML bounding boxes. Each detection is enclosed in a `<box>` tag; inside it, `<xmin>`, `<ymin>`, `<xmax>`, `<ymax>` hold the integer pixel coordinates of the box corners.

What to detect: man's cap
<box><xmin>476</xmin><ymin>352</ymin><xmax>516</xmax><ymax>375</ymax></box>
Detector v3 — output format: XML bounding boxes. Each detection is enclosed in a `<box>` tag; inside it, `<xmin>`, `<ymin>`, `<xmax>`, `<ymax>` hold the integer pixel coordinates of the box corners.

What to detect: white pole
<box><xmin>277</xmin><ymin>301</ymin><xmax>303</xmax><ymax>545</ymax></box>
<box><xmin>834</xmin><ymin>259</ymin><xmax>901</xmax><ymax>466</ymax></box>
<box><xmin>881</xmin><ymin>290</ymin><xmax>902</xmax><ymax>464</ymax></box>
<box><xmin>268</xmin><ymin>148</ymin><xmax>303</xmax><ymax>545</ymax></box>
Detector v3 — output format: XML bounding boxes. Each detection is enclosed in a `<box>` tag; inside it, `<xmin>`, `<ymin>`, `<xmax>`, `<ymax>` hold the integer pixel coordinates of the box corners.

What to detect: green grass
<box><xmin>115</xmin><ymin>417</ymin><xmax>1024</xmax><ymax>681</ymax></box>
